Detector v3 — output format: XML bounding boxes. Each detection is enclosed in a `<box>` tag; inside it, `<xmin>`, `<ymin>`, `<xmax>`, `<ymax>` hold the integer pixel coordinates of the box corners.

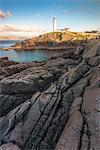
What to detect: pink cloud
<box><xmin>0</xmin><ymin>10</ymin><xmax>6</xmax><ymax>18</ymax></box>
<box><xmin>0</xmin><ymin>10</ymin><xmax>12</xmax><ymax>19</ymax></box>
<box><xmin>0</xmin><ymin>25</ymin><xmax>47</xmax><ymax>33</ymax></box>
<box><xmin>0</xmin><ymin>24</ymin><xmax>47</xmax><ymax>37</ymax></box>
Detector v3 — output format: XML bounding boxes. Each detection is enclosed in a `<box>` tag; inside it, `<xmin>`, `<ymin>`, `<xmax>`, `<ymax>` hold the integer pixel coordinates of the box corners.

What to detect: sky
<box><xmin>0</xmin><ymin>0</ymin><xmax>100</xmax><ymax>38</ymax></box>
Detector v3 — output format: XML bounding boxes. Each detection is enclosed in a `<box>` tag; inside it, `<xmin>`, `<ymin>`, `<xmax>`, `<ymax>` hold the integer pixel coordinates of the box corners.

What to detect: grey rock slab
<box><xmin>0</xmin><ymin>143</ymin><xmax>21</xmax><ymax>150</ymax></box>
<box><xmin>56</xmin><ymin>111</ymin><xmax>83</xmax><ymax>150</ymax></box>
<box><xmin>83</xmin><ymin>41</ymin><xmax>100</xmax><ymax>58</ymax></box>
<box><xmin>82</xmin><ymin>87</ymin><xmax>100</xmax><ymax>150</ymax></box>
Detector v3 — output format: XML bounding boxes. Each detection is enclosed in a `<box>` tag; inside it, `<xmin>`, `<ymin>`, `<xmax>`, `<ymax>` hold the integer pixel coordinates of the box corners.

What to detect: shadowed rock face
<box><xmin>0</xmin><ymin>57</ymin><xmax>18</xmax><ymax>68</ymax></box>
<box><xmin>0</xmin><ymin>40</ymin><xmax>100</xmax><ymax>150</ymax></box>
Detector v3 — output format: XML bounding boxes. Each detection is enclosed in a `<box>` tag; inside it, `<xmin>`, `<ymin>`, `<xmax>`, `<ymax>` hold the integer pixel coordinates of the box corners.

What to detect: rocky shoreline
<box><xmin>1</xmin><ymin>40</ymin><xmax>80</xmax><ymax>51</ymax></box>
<box><xmin>0</xmin><ymin>40</ymin><xmax>100</xmax><ymax>150</ymax></box>
<box><xmin>1</xmin><ymin>31</ymin><xmax>99</xmax><ymax>51</ymax></box>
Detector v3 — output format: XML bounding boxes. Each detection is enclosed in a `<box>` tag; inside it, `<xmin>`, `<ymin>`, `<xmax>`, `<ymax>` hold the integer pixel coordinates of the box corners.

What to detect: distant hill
<box><xmin>0</xmin><ymin>36</ymin><xmax>26</xmax><ymax>40</ymax></box>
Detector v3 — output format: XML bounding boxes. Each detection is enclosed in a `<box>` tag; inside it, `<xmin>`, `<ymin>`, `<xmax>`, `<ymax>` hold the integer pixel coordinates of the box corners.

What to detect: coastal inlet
<box><xmin>0</xmin><ymin>40</ymin><xmax>71</xmax><ymax>62</ymax></box>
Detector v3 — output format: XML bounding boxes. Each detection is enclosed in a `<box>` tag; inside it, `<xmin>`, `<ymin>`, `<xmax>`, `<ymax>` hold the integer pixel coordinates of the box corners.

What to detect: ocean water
<box><xmin>0</xmin><ymin>40</ymin><xmax>67</xmax><ymax>62</ymax></box>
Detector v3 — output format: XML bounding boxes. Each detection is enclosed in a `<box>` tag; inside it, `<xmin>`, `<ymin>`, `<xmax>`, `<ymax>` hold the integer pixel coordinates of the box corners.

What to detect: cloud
<box><xmin>0</xmin><ymin>24</ymin><xmax>47</xmax><ymax>37</ymax></box>
<box><xmin>62</xmin><ymin>6</ymin><xmax>87</xmax><ymax>15</ymax></box>
<box><xmin>0</xmin><ymin>25</ymin><xmax>20</xmax><ymax>32</ymax></box>
<box><xmin>0</xmin><ymin>10</ymin><xmax>12</xmax><ymax>19</ymax></box>
<box><xmin>0</xmin><ymin>10</ymin><xmax>6</xmax><ymax>18</ymax></box>
<box><xmin>0</xmin><ymin>25</ymin><xmax>46</xmax><ymax>32</ymax></box>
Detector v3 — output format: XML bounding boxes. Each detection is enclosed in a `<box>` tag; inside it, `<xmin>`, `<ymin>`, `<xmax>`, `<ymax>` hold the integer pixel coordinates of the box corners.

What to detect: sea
<box><xmin>0</xmin><ymin>40</ymin><xmax>67</xmax><ymax>62</ymax></box>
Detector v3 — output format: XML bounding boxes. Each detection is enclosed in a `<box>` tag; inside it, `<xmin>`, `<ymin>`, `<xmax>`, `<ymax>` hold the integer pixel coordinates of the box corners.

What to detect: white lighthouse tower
<box><xmin>53</xmin><ymin>16</ymin><xmax>56</xmax><ymax>32</ymax></box>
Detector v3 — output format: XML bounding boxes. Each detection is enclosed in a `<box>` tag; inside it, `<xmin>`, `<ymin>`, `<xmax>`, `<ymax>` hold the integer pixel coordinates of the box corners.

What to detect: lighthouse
<box><xmin>53</xmin><ymin>16</ymin><xmax>56</xmax><ymax>32</ymax></box>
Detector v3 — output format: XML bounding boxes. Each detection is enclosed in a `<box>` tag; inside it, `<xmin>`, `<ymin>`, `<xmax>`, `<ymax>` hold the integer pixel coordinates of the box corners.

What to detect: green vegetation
<box><xmin>12</xmin><ymin>31</ymin><xmax>100</xmax><ymax>49</ymax></box>
<box><xmin>36</xmin><ymin>31</ymin><xmax>100</xmax><ymax>42</ymax></box>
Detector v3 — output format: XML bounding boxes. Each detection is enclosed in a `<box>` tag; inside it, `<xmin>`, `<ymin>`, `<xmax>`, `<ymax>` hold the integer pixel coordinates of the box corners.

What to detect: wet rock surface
<box><xmin>0</xmin><ymin>40</ymin><xmax>100</xmax><ymax>150</ymax></box>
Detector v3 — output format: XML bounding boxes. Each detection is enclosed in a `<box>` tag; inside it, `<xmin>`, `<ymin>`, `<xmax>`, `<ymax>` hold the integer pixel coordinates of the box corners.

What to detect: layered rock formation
<box><xmin>11</xmin><ymin>32</ymin><xmax>99</xmax><ymax>50</ymax></box>
<box><xmin>0</xmin><ymin>40</ymin><xmax>100</xmax><ymax>150</ymax></box>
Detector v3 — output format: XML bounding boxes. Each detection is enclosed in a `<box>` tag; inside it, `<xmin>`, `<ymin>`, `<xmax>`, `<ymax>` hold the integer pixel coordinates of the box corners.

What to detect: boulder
<box><xmin>81</xmin><ymin>87</ymin><xmax>100</xmax><ymax>149</ymax></box>
<box><xmin>0</xmin><ymin>143</ymin><xmax>20</xmax><ymax>150</ymax></box>
<box><xmin>83</xmin><ymin>41</ymin><xmax>100</xmax><ymax>58</ymax></box>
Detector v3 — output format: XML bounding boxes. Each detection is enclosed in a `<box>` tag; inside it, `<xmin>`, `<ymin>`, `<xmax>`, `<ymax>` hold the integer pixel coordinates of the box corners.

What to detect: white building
<box><xmin>53</xmin><ymin>17</ymin><xmax>56</xmax><ymax>32</ymax></box>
